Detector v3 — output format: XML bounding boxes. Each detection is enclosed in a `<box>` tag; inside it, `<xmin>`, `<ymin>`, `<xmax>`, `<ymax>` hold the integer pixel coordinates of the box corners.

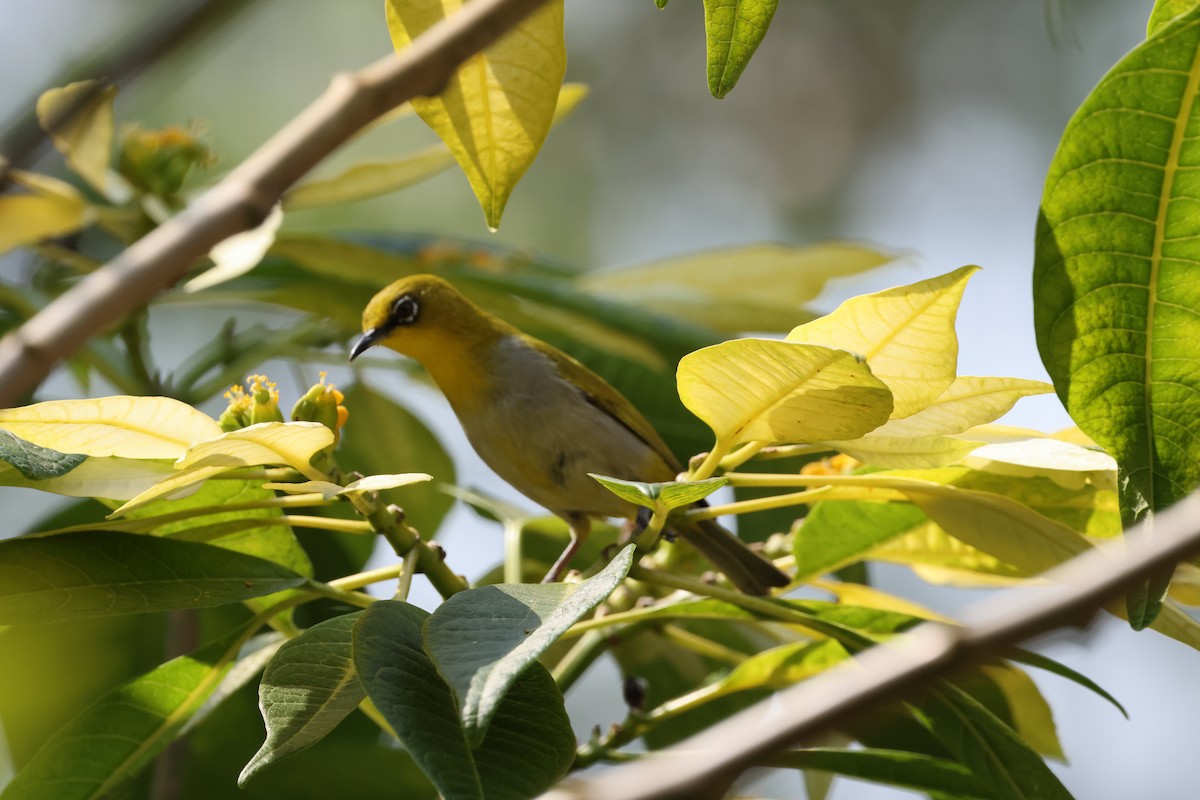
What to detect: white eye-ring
<box><xmin>391</xmin><ymin>295</ymin><xmax>420</xmax><ymax>325</ymax></box>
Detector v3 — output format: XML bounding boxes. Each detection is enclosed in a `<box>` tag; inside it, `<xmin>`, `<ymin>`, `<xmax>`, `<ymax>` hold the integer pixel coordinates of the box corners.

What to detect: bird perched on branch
<box><xmin>349</xmin><ymin>274</ymin><xmax>788</xmax><ymax>594</ymax></box>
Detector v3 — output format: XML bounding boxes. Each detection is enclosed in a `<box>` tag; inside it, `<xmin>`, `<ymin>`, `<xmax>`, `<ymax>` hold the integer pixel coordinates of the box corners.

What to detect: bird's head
<box><xmin>350</xmin><ymin>274</ymin><xmax>498</xmax><ymax>364</ymax></box>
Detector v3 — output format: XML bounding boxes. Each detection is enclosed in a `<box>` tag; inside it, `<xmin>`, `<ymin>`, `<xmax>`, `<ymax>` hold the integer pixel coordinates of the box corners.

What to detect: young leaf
<box><xmin>354</xmin><ymin>601</ymin><xmax>574</xmax><ymax>800</ymax></box>
<box><xmin>240</xmin><ymin>613</ymin><xmax>366</xmax><ymax>784</ymax></box>
<box><xmin>915</xmin><ymin>682</ymin><xmax>1075</xmax><ymax>800</ymax></box>
<box><xmin>0</xmin><ymin>531</ymin><xmax>305</xmax><ymax>624</ymax></box>
<box><xmin>703</xmin><ymin>0</ymin><xmax>779</xmax><ymax>98</ymax></box>
<box><xmin>0</xmin><ymin>395</ymin><xmax>222</xmax><ymax>460</ymax></box>
<box><xmin>827</xmin><ymin>433</ymin><xmax>985</xmax><ymax>469</ymax></box>
<box><xmin>186</xmin><ymin>203</ymin><xmax>285</xmax><ymax>292</ymax></box>
<box><xmin>589</xmin><ymin>475</ymin><xmax>726</xmax><ymax>512</ymax></box>
<box><xmin>0</xmin><ymin>170</ymin><xmax>91</xmax><ymax>256</ymax></box>
<box><xmin>34</xmin><ymin>80</ymin><xmax>119</xmax><ymax>197</ymax></box>
<box><xmin>284</xmin><ymin>145</ymin><xmax>456</xmax><ymax>210</ymax></box>
<box><xmin>789</xmin><ymin>266</ymin><xmax>978</xmax><ymax>417</ymax></box>
<box><xmin>1034</xmin><ymin>5</ymin><xmax>1200</xmax><ymax>627</ymax></box>
<box><xmin>580</xmin><ymin>242</ymin><xmax>897</xmax><ymax>335</ymax></box>
<box><xmin>677</xmin><ymin>339</ymin><xmax>893</xmax><ymax>450</ymax></box>
<box><xmin>862</xmin><ymin>376</ymin><xmax>1053</xmax><ymax>438</ymax></box>
<box><xmin>0</xmin><ymin>628</ymin><xmax>244</xmax><ymax>800</ymax></box>
<box><xmin>424</xmin><ymin>545</ymin><xmax>634</xmax><ymax>746</ymax></box>
<box><xmin>384</xmin><ymin>0</ymin><xmax>567</xmax><ymax>229</ymax></box>
<box><xmin>769</xmin><ymin>748</ymin><xmax>989</xmax><ymax>799</ymax></box>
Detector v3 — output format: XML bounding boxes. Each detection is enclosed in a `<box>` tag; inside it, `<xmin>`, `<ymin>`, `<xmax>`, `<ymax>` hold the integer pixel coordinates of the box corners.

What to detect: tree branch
<box><xmin>541</xmin><ymin>491</ymin><xmax>1200</xmax><ymax>800</ymax></box>
<box><xmin>0</xmin><ymin>0</ymin><xmax>553</xmax><ymax>408</ymax></box>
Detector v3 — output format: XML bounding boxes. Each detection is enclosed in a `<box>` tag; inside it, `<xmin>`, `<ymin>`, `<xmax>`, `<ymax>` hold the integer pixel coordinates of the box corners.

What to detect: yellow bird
<box><xmin>349</xmin><ymin>274</ymin><xmax>788</xmax><ymax>595</ymax></box>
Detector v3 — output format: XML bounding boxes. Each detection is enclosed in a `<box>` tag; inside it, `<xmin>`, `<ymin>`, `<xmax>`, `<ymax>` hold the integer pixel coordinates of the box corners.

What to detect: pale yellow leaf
<box><xmin>677</xmin><ymin>339</ymin><xmax>893</xmax><ymax>450</ymax></box>
<box><xmin>177</xmin><ymin>422</ymin><xmax>333</xmax><ymax>480</ymax></box>
<box><xmin>1120</xmin><ymin>599</ymin><xmax>1200</xmax><ymax>653</ymax></box>
<box><xmin>867</xmin><ymin>376</ymin><xmax>1053</xmax><ymax>437</ymax></box>
<box><xmin>812</xmin><ymin>579</ymin><xmax>951</xmax><ymax>622</ymax></box>
<box><xmin>262</xmin><ymin>480</ymin><xmax>344</xmax><ymax>499</ymax></box>
<box><xmin>581</xmin><ymin>242</ymin><xmax>898</xmax><ymax>333</ymax></box>
<box><xmin>964</xmin><ymin>437</ymin><xmax>1118</xmax><ymax>481</ymax></box>
<box><xmin>908</xmin><ymin>564</ymin><xmax>1032</xmax><ymax>588</ymax></box>
<box><xmin>385</xmin><ymin>0</ymin><xmax>567</xmax><ymax>229</ymax></box>
<box><xmin>342</xmin><ymin>473</ymin><xmax>432</xmax><ymax>493</ymax></box>
<box><xmin>870</xmin><ymin>519</ymin><xmax>1027</xmax><ymax>582</ymax></box>
<box><xmin>0</xmin><ymin>171</ymin><xmax>90</xmax><ymax>255</ymax></box>
<box><xmin>110</xmin><ymin>464</ymin><xmax>231</xmax><ymax>517</ymax></box>
<box><xmin>787</xmin><ymin>266</ymin><xmax>978</xmax><ymax>417</ymax></box>
<box><xmin>981</xmin><ymin>665</ymin><xmax>1064</xmax><ymax>760</ymax></box>
<box><xmin>0</xmin><ymin>396</ymin><xmax>221</xmax><ymax>459</ymax></box>
<box><xmin>0</xmin><ymin>457</ymin><xmax>177</xmax><ymax>500</ymax></box>
<box><xmin>35</xmin><ymin>80</ymin><xmax>122</xmax><ymax>197</ymax></box>
<box><xmin>1168</xmin><ymin>562</ymin><xmax>1200</xmax><ymax>606</ymax></box>
<box><xmin>826</xmin><ymin>433</ymin><xmax>985</xmax><ymax>469</ymax></box>
<box><xmin>284</xmin><ymin>146</ymin><xmax>455</xmax><ymax>210</ymax></box>
<box><xmin>186</xmin><ymin>203</ymin><xmax>285</xmax><ymax>292</ymax></box>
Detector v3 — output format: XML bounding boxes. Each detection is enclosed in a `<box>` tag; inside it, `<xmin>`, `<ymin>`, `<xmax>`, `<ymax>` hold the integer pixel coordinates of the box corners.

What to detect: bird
<box><xmin>349</xmin><ymin>274</ymin><xmax>789</xmax><ymax>595</ymax></box>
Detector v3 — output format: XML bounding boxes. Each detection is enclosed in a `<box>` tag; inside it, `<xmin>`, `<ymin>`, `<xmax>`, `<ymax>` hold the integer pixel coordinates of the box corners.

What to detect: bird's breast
<box><xmin>452</xmin><ymin>336</ymin><xmax>670</xmax><ymax>519</ymax></box>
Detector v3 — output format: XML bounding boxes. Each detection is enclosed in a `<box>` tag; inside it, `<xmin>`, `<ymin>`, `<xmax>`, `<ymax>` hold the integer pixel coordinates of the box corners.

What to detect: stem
<box><xmin>718</xmin><ymin>441</ymin><xmax>767</xmax><ymax>472</ymax></box>
<box><xmin>753</xmin><ymin>444</ymin><xmax>832</xmax><ymax>461</ymax></box>
<box><xmin>658</xmin><ymin>624</ymin><xmax>746</xmax><ymax>666</ymax></box>
<box><xmin>350</xmin><ymin>489</ymin><xmax>467</xmax><ymax>598</ymax></box>
<box><xmin>504</xmin><ymin>521</ymin><xmax>524</xmax><ymax>584</ymax></box>
<box><xmin>395</xmin><ymin>547</ymin><xmax>421</xmax><ymax>601</ymax></box>
<box><xmin>635</xmin><ymin>507</ymin><xmax>669</xmax><ymax>551</ymax></box>
<box><xmin>551</xmin><ymin>630</ymin><xmax>609</xmax><ymax>693</ymax></box>
<box><xmin>690</xmin><ymin>440</ymin><xmax>732</xmax><ymax>481</ymax></box>
<box><xmin>302</xmin><ymin>579</ymin><xmax>375</xmax><ymax>609</ymax></box>
<box><xmin>684</xmin><ymin>488</ymin><xmax>831</xmax><ymax>522</ymax></box>
<box><xmin>284</xmin><ymin>515</ymin><xmax>374</xmax><ymax>535</ymax></box>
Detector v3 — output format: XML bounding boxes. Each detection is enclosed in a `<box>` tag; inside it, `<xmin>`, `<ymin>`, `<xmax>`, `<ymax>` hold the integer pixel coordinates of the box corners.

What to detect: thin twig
<box><xmin>0</xmin><ymin>0</ymin><xmax>554</xmax><ymax>407</ymax></box>
<box><xmin>542</xmin><ymin>491</ymin><xmax>1200</xmax><ymax>800</ymax></box>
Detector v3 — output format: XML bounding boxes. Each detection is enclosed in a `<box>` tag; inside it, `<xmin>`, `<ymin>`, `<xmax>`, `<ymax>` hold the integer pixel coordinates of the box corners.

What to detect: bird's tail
<box><xmin>677</xmin><ymin>518</ymin><xmax>790</xmax><ymax>595</ymax></box>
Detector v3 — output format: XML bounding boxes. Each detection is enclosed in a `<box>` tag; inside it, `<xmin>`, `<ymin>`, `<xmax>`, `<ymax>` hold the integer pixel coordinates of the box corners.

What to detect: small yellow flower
<box><xmin>247</xmin><ymin>374</ymin><xmax>284</xmax><ymax>425</ymax></box>
<box><xmin>291</xmin><ymin>372</ymin><xmax>348</xmax><ymax>444</ymax></box>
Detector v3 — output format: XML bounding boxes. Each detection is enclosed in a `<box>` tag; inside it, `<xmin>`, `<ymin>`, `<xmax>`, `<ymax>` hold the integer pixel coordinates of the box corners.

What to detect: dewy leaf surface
<box><xmin>0</xmin><ymin>531</ymin><xmax>305</xmax><ymax>624</ymax></box>
<box><xmin>789</xmin><ymin>266</ymin><xmax>977</xmax><ymax>418</ymax></box>
<box><xmin>678</xmin><ymin>339</ymin><xmax>893</xmax><ymax>448</ymax></box>
<box><xmin>384</xmin><ymin>0</ymin><xmax>566</xmax><ymax>229</ymax></box>
<box><xmin>425</xmin><ymin>545</ymin><xmax>634</xmax><ymax>746</ymax></box>
<box><xmin>1034</xmin><ymin>9</ymin><xmax>1200</xmax><ymax>626</ymax></box>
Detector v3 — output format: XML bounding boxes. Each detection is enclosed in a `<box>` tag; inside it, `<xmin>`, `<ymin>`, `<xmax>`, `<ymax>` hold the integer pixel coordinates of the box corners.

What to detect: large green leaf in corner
<box><xmin>1033</xmin><ymin>6</ymin><xmax>1200</xmax><ymax>627</ymax></box>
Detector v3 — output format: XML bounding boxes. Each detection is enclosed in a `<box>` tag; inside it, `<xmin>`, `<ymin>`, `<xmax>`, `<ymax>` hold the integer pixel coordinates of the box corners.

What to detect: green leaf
<box><xmin>589</xmin><ymin>475</ymin><xmax>726</xmax><ymax>512</ymax></box>
<box><xmin>425</xmin><ymin>545</ymin><xmax>634</xmax><ymax>746</ymax></box>
<box><xmin>240</xmin><ymin>613</ymin><xmax>365</xmax><ymax>784</ymax></box>
<box><xmin>0</xmin><ymin>430</ymin><xmax>85</xmax><ymax>479</ymax></box>
<box><xmin>794</xmin><ymin>500</ymin><xmax>927</xmax><ymax>582</ymax></box>
<box><xmin>0</xmin><ymin>629</ymin><xmax>243</xmax><ymax>800</ymax></box>
<box><xmin>1010</xmin><ymin>649</ymin><xmax>1127</xmax><ymax>718</ymax></box>
<box><xmin>703</xmin><ymin>0</ymin><xmax>779</xmax><ymax>98</ymax></box>
<box><xmin>701</xmin><ymin>639</ymin><xmax>848</xmax><ymax>698</ymax></box>
<box><xmin>1034</xmin><ymin>5</ymin><xmax>1200</xmax><ymax>627</ymax></box>
<box><xmin>339</xmin><ymin>383</ymin><xmax>455</xmax><ymax>538</ymax></box>
<box><xmin>0</xmin><ymin>532</ymin><xmax>305</xmax><ymax>624</ymax></box>
<box><xmin>1149</xmin><ymin>0</ymin><xmax>1200</xmax><ymax>35</ymax></box>
<box><xmin>770</xmin><ymin>748</ymin><xmax>989</xmax><ymax>799</ymax></box>
<box><xmin>915</xmin><ymin>683</ymin><xmax>1075</xmax><ymax>800</ymax></box>
<box><xmin>353</xmin><ymin>601</ymin><xmax>574</xmax><ymax>800</ymax></box>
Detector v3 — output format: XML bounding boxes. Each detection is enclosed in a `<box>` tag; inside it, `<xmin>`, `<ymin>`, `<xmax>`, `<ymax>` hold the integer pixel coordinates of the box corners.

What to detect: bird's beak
<box><xmin>349</xmin><ymin>327</ymin><xmax>386</xmax><ymax>361</ymax></box>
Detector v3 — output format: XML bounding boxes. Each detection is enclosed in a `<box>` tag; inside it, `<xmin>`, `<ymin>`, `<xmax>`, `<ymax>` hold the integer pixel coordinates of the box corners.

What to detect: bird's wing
<box><xmin>525</xmin><ymin>334</ymin><xmax>684</xmax><ymax>475</ymax></box>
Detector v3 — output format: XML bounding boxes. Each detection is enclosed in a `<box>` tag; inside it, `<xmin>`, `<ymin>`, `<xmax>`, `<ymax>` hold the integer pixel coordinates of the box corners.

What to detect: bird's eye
<box><xmin>390</xmin><ymin>295</ymin><xmax>419</xmax><ymax>326</ymax></box>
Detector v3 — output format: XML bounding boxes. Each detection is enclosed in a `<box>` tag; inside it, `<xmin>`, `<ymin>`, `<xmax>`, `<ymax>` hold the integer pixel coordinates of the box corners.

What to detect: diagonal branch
<box><xmin>0</xmin><ymin>0</ymin><xmax>553</xmax><ymax>409</ymax></box>
<box><xmin>542</xmin><ymin>491</ymin><xmax>1200</xmax><ymax>800</ymax></box>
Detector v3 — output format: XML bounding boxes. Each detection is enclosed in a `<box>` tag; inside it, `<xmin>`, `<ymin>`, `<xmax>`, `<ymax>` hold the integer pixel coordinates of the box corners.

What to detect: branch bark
<box><xmin>0</xmin><ymin>0</ymin><xmax>552</xmax><ymax>408</ymax></box>
<box><xmin>542</xmin><ymin>491</ymin><xmax>1200</xmax><ymax>800</ymax></box>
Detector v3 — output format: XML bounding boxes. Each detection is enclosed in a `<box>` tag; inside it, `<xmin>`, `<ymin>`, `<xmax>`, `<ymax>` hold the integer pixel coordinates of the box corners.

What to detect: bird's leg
<box><xmin>543</xmin><ymin>514</ymin><xmax>591</xmax><ymax>583</ymax></box>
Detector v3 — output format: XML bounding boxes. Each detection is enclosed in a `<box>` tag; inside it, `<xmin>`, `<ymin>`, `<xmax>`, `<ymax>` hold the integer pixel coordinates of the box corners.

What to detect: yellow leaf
<box><xmin>870</xmin><ymin>520</ymin><xmax>1028</xmax><ymax>583</ymax></box>
<box><xmin>0</xmin><ymin>171</ymin><xmax>90</xmax><ymax>256</ymax></box>
<box><xmin>581</xmin><ymin>242</ymin><xmax>898</xmax><ymax>334</ymax></box>
<box><xmin>385</xmin><ymin>0</ymin><xmax>567</xmax><ymax>229</ymax></box>
<box><xmin>964</xmin><ymin>437</ymin><xmax>1118</xmax><ymax>483</ymax></box>
<box><xmin>0</xmin><ymin>396</ymin><xmax>222</xmax><ymax>459</ymax></box>
<box><xmin>176</xmin><ymin>422</ymin><xmax>333</xmax><ymax>479</ymax></box>
<box><xmin>812</xmin><ymin>579</ymin><xmax>951</xmax><ymax>622</ymax></box>
<box><xmin>981</xmin><ymin>665</ymin><xmax>1064</xmax><ymax>760</ymax></box>
<box><xmin>827</xmin><ymin>434</ymin><xmax>985</xmax><ymax>469</ymax></box>
<box><xmin>677</xmin><ymin>339</ymin><xmax>893</xmax><ymax>452</ymax></box>
<box><xmin>342</xmin><ymin>473</ymin><xmax>432</xmax><ymax>494</ymax></box>
<box><xmin>0</xmin><ymin>457</ymin><xmax>177</xmax><ymax>501</ymax></box>
<box><xmin>788</xmin><ymin>266</ymin><xmax>978</xmax><ymax>417</ymax></box>
<box><xmin>35</xmin><ymin>80</ymin><xmax>125</xmax><ymax>199</ymax></box>
<box><xmin>112</xmin><ymin>422</ymin><xmax>335</xmax><ymax>516</ymax></box>
<box><xmin>284</xmin><ymin>146</ymin><xmax>455</xmax><ymax>210</ymax></box>
<box><xmin>867</xmin><ymin>376</ymin><xmax>1053</xmax><ymax>438</ymax></box>
<box><xmin>185</xmin><ymin>203</ymin><xmax>285</xmax><ymax>292</ymax></box>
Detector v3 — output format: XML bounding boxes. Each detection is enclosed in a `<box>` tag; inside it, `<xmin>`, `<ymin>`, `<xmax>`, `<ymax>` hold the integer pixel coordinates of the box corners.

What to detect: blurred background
<box><xmin>1</xmin><ymin>1</ymin><xmax>1190</xmax><ymax>798</ymax></box>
